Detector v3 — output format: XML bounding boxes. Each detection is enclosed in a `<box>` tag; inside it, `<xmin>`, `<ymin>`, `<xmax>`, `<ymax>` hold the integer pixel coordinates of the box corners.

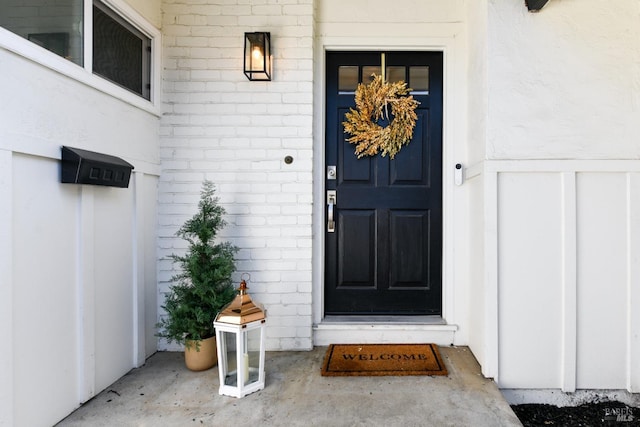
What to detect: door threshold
<box><xmin>314</xmin><ymin>317</ymin><xmax>458</xmax><ymax>346</ymax></box>
<box><xmin>322</xmin><ymin>315</ymin><xmax>446</xmax><ymax>325</ymax></box>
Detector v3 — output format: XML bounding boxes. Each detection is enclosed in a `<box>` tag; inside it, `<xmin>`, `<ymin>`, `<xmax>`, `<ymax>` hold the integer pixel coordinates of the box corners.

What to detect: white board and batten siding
<box><xmin>477</xmin><ymin>162</ymin><xmax>640</xmax><ymax>397</ymax></box>
<box><xmin>0</xmin><ymin>0</ymin><xmax>161</xmax><ymax>424</ymax></box>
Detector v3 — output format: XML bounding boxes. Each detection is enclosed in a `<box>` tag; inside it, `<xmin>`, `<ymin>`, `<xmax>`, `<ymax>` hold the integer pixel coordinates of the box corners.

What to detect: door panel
<box><xmin>325</xmin><ymin>51</ymin><xmax>443</xmax><ymax>315</ymax></box>
<box><xmin>390</xmin><ymin>210</ymin><xmax>431</xmax><ymax>288</ymax></box>
<box><xmin>338</xmin><ymin>210</ymin><xmax>375</xmax><ymax>287</ymax></box>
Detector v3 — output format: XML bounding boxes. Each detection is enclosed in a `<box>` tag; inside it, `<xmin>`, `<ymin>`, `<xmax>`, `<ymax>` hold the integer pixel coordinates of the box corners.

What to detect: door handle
<box><xmin>327</xmin><ymin>190</ymin><xmax>336</xmax><ymax>233</ymax></box>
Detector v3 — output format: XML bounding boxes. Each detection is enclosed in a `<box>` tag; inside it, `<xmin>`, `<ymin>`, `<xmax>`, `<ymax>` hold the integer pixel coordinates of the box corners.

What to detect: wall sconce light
<box><xmin>244</xmin><ymin>32</ymin><xmax>271</xmax><ymax>81</ymax></box>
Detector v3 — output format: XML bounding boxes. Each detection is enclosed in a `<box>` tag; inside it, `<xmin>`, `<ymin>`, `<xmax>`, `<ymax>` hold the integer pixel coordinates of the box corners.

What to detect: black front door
<box><xmin>324</xmin><ymin>51</ymin><xmax>443</xmax><ymax>315</ymax></box>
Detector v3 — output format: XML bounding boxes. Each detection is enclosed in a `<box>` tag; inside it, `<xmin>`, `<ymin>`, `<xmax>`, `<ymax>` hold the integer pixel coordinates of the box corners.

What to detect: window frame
<box><xmin>0</xmin><ymin>0</ymin><xmax>161</xmax><ymax>115</ymax></box>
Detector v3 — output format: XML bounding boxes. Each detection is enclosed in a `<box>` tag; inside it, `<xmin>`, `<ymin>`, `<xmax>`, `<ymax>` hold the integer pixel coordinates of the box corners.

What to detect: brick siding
<box><xmin>159</xmin><ymin>0</ymin><xmax>314</xmax><ymax>351</ymax></box>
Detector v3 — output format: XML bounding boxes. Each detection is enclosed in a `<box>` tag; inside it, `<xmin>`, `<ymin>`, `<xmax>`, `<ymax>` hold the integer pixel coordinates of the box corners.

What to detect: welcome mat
<box><xmin>321</xmin><ymin>344</ymin><xmax>448</xmax><ymax>377</ymax></box>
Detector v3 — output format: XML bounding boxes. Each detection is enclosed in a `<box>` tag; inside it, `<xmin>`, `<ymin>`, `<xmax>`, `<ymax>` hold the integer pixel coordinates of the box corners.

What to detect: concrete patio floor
<box><xmin>57</xmin><ymin>346</ymin><xmax>522</xmax><ymax>426</ymax></box>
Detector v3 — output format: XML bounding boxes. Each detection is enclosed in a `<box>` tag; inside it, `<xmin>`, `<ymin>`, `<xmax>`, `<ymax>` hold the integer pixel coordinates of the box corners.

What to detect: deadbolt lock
<box><xmin>327</xmin><ymin>166</ymin><xmax>337</xmax><ymax>180</ymax></box>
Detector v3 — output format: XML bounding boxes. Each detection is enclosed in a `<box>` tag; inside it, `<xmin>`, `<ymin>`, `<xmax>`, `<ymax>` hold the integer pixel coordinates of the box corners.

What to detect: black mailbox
<box><xmin>61</xmin><ymin>146</ymin><xmax>134</xmax><ymax>188</ymax></box>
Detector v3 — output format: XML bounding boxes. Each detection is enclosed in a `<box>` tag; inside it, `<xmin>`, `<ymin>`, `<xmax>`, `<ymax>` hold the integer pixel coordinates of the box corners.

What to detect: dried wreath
<box><xmin>343</xmin><ymin>74</ymin><xmax>419</xmax><ymax>159</ymax></box>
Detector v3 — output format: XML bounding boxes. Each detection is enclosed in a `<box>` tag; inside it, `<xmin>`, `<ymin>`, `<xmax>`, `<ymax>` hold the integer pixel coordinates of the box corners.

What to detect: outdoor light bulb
<box><xmin>252</xmin><ymin>45</ymin><xmax>263</xmax><ymax>62</ymax></box>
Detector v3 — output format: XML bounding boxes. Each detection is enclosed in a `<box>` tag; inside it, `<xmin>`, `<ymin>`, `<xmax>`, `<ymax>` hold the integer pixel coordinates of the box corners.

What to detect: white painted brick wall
<box><xmin>159</xmin><ymin>0</ymin><xmax>314</xmax><ymax>351</ymax></box>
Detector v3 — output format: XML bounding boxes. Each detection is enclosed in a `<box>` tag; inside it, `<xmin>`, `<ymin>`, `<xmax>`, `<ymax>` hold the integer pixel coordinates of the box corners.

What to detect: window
<box><xmin>93</xmin><ymin>1</ymin><xmax>151</xmax><ymax>100</ymax></box>
<box><xmin>0</xmin><ymin>0</ymin><xmax>154</xmax><ymax>102</ymax></box>
<box><xmin>337</xmin><ymin>64</ymin><xmax>429</xmax><ymax>95</ymax></box>
<box><xmin>0</xmin><ymin>0</ymin><xmax>84</xmax><ymax>65</ymax></box>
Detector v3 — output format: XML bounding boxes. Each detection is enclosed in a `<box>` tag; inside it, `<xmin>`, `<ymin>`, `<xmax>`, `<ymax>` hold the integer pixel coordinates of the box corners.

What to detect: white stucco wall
<box><xmin>316</xmin><ymin>0</ymin><xmax>465</xmax><ymax>24</ymax></box>
<box><xmin>487</xmin><ymin>0</ymin><xmax>640</xmax><ymax>160</ymax></box>
<box><xmin>127</xmin><ymin>0</ymin><xmax>162</xmax><ymax>29</ymax></box>
<box><xmin>0</xmin><ymin>1</ymin><xmax>161</xmax><ymax>424</ymax></box>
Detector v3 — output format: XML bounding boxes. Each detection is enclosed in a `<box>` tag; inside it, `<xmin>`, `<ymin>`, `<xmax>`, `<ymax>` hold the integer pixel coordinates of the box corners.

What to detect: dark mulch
<box><xmin>512</xmin><ymin>401</ymin><xmax>639</xmax><ymax>426</ymax></box>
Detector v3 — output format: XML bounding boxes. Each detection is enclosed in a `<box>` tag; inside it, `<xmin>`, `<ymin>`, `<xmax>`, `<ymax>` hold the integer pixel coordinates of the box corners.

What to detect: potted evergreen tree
<box><xmin>157</xmin><ymin>180</ymin><xmax>238</xmax><ymax>371</ymax></box>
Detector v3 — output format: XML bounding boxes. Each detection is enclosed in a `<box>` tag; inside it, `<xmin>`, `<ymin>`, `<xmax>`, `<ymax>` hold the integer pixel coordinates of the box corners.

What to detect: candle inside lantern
<box><xmin>243</xmin><ymin>352</ymin><xmax>249</xmax><ymax>383</ymax></box>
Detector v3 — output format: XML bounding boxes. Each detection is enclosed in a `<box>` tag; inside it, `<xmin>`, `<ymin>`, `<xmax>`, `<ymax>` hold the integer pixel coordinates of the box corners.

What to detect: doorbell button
<box><xmin>455</xmin><ymin>163</ymin><xmax>463</xmax><ymax>186</ymax></box>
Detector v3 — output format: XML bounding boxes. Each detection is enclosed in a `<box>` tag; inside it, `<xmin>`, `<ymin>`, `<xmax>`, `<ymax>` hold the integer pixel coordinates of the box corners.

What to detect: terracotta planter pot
<box><xmin>184</xmin><ymin>335</ymin><xmax>218</xmax><ymax>371</ymax></box>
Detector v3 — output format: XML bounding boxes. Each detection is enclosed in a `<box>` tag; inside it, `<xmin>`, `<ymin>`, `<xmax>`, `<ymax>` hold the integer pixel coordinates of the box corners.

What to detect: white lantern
<box><xmin>214</xmin><ymin>279</ymin><xmax>266</xmax><ymax>398</ymax></box>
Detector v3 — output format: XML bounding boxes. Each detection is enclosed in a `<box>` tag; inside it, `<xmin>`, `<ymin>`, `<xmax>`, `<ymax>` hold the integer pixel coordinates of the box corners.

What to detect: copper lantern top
<box><xmin>215</xmin><ymin>280</ymin><xmax>266</xmax><ymax>325</ymax></box>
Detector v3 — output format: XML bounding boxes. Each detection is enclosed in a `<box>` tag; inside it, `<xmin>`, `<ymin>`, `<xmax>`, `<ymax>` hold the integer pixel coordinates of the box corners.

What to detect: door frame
<box><xmin>311</xmin><ymin>27</ymin><xmax>470</xmax><ymax>342</ymax></box>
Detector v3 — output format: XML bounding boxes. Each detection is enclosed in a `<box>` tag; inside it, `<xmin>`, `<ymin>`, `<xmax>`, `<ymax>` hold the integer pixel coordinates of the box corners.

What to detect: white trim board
<box><xmin>314</xmin><ymin>324</ymin><xmax>458</xmax><ymax>347</ymax></box>
<box><xmin>312</xmin><ymin>24</ymin><xmax>469</xmax><ymax>348</ymax></box>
